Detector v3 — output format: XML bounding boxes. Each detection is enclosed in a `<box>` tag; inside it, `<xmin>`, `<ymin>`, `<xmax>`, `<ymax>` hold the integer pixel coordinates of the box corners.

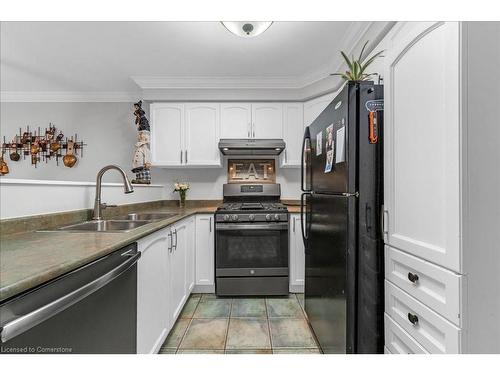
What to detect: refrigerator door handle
<box><xmin>300</xmin><ymin>192</ymin><xmax>311</xmax><ymax>248</ymax></box>
<box><xmin>301</xmin><ymin>129</ymin><xmax>311</xmax><ymax>192</ymax></box>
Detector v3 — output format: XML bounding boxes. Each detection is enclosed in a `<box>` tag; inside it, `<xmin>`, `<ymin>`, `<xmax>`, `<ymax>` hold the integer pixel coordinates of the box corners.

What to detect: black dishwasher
<box><xmin>0</xmin><ymin>243</ymin><xmax>140</xmax><ymax>354</ymax></box>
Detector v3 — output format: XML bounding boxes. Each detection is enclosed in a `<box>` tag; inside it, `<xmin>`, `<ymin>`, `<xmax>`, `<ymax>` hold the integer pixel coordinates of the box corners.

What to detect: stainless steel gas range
<box><xmin>215</xmin><ymin>183</ymin><xmax>289</xmax><ymax>296</ymax></box>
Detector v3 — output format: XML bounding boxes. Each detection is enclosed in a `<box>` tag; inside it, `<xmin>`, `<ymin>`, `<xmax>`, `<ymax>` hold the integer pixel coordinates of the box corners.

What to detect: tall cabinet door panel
<box><xmin>150</xmin><ymin>103</ymin><xmax>184</xmax><ymax>166</ymax></box>
<box><xmin>282</xmin><ymin>103</ymin><xmax>304</xmax><ymax>167</ymax></box>
<box><xmin>195</xmin><ymin>215</ymin><xmax>215</xmax><ymax>289</ymax></box>
<box><xmin>384</xmin><ymin>22</ymin><xmax>461</xmax><ymax>272</ymax></box>
<box><xmin>137</xmin><ymin>228</ymin><xmax>171</xmax><ymax>354</ymax></box>
<box><xmin>185</xmin><ymin>103</ymin><xmax>221</xmax><ymax>166</ymax></box>
<box><xmin>185</xmin><ymin>216</ymin><xmax>196</xmax><ymax>293</ymax></box>
<box><xmin>252</xmin><ymin>103</ymin><xmax>283</xmax><ymax>139</ymax></box>
<box><xmin>221</xmin><ymin>103</ymin><xmax>251</xmax><ymax>138</ymax></box>
<box><xmin>289</xmin><ymin>214</ymin><xmax>305</xmax><ymax>292</ymax></box>
<box><xmin>170</xmin><ymin>220</ymin><xmax>188</xmax><ymax>323</ymax></box>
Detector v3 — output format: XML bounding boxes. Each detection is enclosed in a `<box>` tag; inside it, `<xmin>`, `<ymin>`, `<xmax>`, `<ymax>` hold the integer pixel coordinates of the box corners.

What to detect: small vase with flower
<box><xmin>173</xmin><ymin>182</ymin><xmax>190</xmax><ymax>208</ymax></box>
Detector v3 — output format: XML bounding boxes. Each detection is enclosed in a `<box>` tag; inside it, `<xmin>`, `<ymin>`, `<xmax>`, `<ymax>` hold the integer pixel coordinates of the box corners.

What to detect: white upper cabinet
<box><xmin>281</xmin><ymin>103</ymin><xmax>304</xmax><ymax>167</ymax></box>
<box><xmin>220</xmin><ymin>103</ymin><xmax>252</xmax><ymax>139</ymax></box>
<box><xmin>384</xmin><ymin>21</ymin><xmax>461</xmax><ymax>272</ymax></box>
<box><xmin>252</xmin><ymin>103</ymin><xmax>283</xmax><ymax>139</ymax></box>
<box><xmin>185</xmin><ymin>103</ymin><xmax>221</xmax><ymax>166</ymax></box>
<box><xmin>150</xmin><ymin>103</ymin><xmax>184</xmax><ymax>166</ymax></box>
<box><xmin>303</xmin><ymin>91</ymin><xmax>337</xmax><ymax>127</ymax></box>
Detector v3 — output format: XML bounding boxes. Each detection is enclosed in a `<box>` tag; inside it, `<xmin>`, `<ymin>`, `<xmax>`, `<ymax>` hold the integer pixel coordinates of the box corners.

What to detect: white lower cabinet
<box><xmin>185</xmin><ymin>216</ymin><xmax>196</xmax><ymax>293</ymax></box>
<box><xmin>289</xmin><ymin>213</ymin><xmax>305</xmax><ymax>293</ymax></box>
<box><xmin>194</xmin><ymin>214</ymin><xmax>215</xmax><ymax>293</ymax></box>
<box><xmin>169</xmin><ymin>219</ymin><xmax>189</xmax><ymax>324</ymax></box>
<box><xmin>136</xmin><ymin>227</ymin><xmax>171</xmax><ymax>354</ymax></box>
<box><xmin>385</xmin><ymin>314</ymin><xmax>428</xmax><ymax>354</ymax></box>
<box><xmin>385</xmin><ymin>281</ymin><xmax>461</xmax><ymax>354</ymax></box>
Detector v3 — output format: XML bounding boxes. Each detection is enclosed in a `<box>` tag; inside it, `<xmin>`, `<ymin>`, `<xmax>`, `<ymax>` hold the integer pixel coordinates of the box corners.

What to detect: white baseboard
<box><xmin>192</xmin><ymin>285</ymin><xmax>215</xmax><ymax>294</ymax></box>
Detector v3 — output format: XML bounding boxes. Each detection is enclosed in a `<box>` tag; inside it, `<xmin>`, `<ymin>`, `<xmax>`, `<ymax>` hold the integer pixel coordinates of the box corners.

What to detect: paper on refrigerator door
<box><xmin>335</xmin><ymin>126</ymin><xmax>345</xmax><ymax>163</ymax></box>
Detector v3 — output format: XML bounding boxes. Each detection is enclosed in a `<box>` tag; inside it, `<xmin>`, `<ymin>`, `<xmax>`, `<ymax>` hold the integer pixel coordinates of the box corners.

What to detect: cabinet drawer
<box><xmin>385</xmin><ymin>246</ymin><xmax>462</xmax><ymax>326</ymax></box>
<box><xmin>385</xmin><ymin>281</ymin><xmax>461</xmax><ymax>353</ymax></box>
<box><xmin>385</xmin><ymin>314</ymin><xmax>428</xmax><ymax>354</ymax></box>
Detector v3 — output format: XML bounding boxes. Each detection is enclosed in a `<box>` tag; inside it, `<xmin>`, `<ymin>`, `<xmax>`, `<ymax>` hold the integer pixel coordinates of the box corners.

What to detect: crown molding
<box><xmin>0</xmin><ymin>91</ymin><xmax>140</xmax><ymax>103</ymax></box>
<box><xmin>1</xmin><ymin>22</ymin><xmax>394</xmax><ymax>103</ymax></box>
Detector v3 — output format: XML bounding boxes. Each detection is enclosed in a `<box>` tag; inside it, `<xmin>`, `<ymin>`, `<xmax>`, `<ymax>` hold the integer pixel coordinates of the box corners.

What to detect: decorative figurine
<box><xmin>131</xmin><ymin>101</ymin><xmax>151</xmax><ymax>184</ymax></box>
<box><xmin>133</xmin><ymin>100</ymin><xmax>150</xmax><ymax>132</ymax></box>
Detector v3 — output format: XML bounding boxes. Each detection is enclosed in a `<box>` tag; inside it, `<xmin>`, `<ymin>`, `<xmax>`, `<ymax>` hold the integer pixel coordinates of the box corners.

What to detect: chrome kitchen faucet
<box><xmin>92</xmin><ymin>165</ymin><xmax>134</xmax><ymax>220</ymax></box>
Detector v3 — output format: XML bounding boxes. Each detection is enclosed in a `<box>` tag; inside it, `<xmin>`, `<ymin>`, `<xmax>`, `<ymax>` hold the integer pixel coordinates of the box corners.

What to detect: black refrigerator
<box><xmin>300</xmin><ymin>81</ymin><xmax>384</xmax><ymax>354</ymax></box>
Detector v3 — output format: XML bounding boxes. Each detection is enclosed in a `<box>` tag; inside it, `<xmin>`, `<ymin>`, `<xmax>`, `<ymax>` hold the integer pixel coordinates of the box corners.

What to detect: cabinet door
<box><xmin>281</xmin><ymin>103</ymin><xmax>304</xmax><ymax>167</ymax></box>
<box><xmin>383</xmin><ymin>22</ymin><xmax>461</xmax><ymax>272</ymax></box>
<box><xmin>220</xmin><ymin>103</ymin><xmax>252</xmax><ymax>138</ymax></box>
<box><xmin>252</xmin><ymin>103</ymin><xmax>283</xmax><ymax>139</ymax></box>
<box><xmin>195</xmin><ymin>214</ymin><xmax>215</xmax><ymax>289</ymax></box>
<box><xmin>137</xmin><ymin>227</ymin><xmax>171</xmax><ymax>354</ymax></box>
<box><xmin>185</xmin><ymin>103</ymin><xmax>221</xmax><ymax>166</ymax></box>
<box><xmin>150</xmin><ymin>103</ymin><xmax>184</xmax><ymax>166</ymax></box>
<box><xmin>303</xmin><ymin>91</ymin><xmax>338</xmax><ymax>127</ymax></box>
<box><xmin>185</xmin><ymin>216</ymin><xmax>196</xmax><ymax>293</ymax></box>
<box><xmin>289</xmin><ymin>214</ymin><xmax>305</xmax><ymax>292</ymax></box>
<box><xmin>170</xmin><ymin>221</ymin><xmax>188</xmax><ymax>323</ymax></box>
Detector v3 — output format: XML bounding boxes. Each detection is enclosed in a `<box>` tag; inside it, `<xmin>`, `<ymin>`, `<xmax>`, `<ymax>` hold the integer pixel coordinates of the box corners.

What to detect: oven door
<box><xmin>216</xmin><ymin>222</ymin><xmax>289</xmax><ymax>277</ymax></box>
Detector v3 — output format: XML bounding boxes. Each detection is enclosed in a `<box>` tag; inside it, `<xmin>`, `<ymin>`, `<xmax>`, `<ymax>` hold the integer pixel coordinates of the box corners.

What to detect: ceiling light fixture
<box><xmin>221</xmin><ymin>21</ymin><xmax>273</xmax><ymax>38</ymax></box>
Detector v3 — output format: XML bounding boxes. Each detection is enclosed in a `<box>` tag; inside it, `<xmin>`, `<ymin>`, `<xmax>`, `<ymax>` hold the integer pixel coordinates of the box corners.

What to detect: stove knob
<box><xmin>249</xmin><ymin>214</ymin><xmax>255</xmax><ymax>221</ymax></box>
<box><xmin>231</xmin><ymin>214</ymin><xmax>239</xmax><ymax>221</ymax></box>
<box><xmin>223</xmin><ymin>214</ymin><xmax>230</xmax><ymax>221</ymax></box>
<box><xmin>265</xmin><ymin>214</ymin><xmax>272</xmax><ymax>221</ymax></box>
<box><xmin>274</xmin><ymin>214</ymin><xmax>280</xmax><ymax>221</ymax></box>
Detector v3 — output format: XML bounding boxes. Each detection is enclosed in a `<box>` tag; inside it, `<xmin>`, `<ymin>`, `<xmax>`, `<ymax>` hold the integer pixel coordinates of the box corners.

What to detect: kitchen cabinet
<box><xmin>303</xmin><ymin>91</ymin><xmax>338</xmax><ymax>127</ymax></box>
<box><xmin>136</xmin><ymin>228</ymin><xmax>171</xmax><ymax>354</ymax></box>
<box><xmin>169</xmin><ymin>219</ymin><xmax>189</xmax><ymax>323</ymax></box>
<box><xmin>383</xmin><ymin>21</ymin><xmax>500</xmax><ymax>354</ymax></box>
<box><xmin>194</xmin><ymin>214</ymin><xmax>215</xmax><ymax>293</ymax></box>
<box><xmin>289</xmin><ymin>213</ymin><xmax>305</xmax><ymax>293</ymax></box>
<box><xmin>251</xmin><ymin>103</ymin><xmax>283</xmax><ymax>139</ymax></box>
<box><xmin>185</xmin><ymin>215</ymin><xmax>196</xmax><ymax>293</ymax></box>
<box><xmin>185</xmin><ymin>103</ymin><xmax>221</xmax><ymax>166</ymax></box>
<box><xmin>150</xmin><ymin>103</ymin><xmax>221</xmax><ymax>167</ymax></box>
<box><xmin>220</xmin><ymin>103</ymin><xmax>252</xmax><ymax>138</ymax></box>
<box><xmin>281</xmin><ymin>103</ymin><xmax>304</xmax><ymax>168</ymax></box>
<box><xmin>150</xmin><ymin>103</ymin><xmax>184</xmax><ymax>167</ymax></box>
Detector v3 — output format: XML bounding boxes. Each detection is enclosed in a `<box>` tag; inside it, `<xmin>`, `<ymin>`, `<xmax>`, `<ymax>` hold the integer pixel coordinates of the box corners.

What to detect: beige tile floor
<box><xmin>159</xmin><ymin>293</ymin><xmax>321</xmax><ymax>354</ymax></box>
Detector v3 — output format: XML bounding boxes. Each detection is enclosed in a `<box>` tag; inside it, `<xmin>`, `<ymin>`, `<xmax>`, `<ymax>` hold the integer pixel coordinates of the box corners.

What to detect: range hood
<box><xmin>218</xmin><ymin>139</ymin><xmax>286</xmax><ymax>156</ymax></box>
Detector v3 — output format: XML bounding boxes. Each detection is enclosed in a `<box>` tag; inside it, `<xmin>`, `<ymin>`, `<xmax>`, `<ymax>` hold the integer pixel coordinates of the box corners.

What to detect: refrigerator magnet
<box><xmin>324</xmin><ymin>124</ymin><xmax>335</xmax><ymax>173</ymax></box>
<box><xmin>316</xmin><ymin>131</ymin><xmax>323</xmax><ymax>155</ymax></box>
<box><xmin>335</xmin><ymin>126</ymin><xmax>346</xmax><ymax>163</ymax></box>
<box><xmin>325</xmin><ymin>150</ymin><xmax>334</xmax><ymax>173</ymax></box>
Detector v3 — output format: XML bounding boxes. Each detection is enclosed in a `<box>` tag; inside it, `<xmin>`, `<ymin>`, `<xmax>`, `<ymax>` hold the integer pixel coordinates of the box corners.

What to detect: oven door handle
<box><xmin>216</xmin><ymin>223</ymin><xmax>288</xmax><ymax>231</ymax></box>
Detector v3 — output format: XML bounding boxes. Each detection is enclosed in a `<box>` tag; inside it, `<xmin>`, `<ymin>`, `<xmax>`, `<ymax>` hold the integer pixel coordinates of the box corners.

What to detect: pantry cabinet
<box><xmin>281</xmin><ymin>103</ymin><xmax>304</xmax><ymax>167</ymax></box>
<box><xmin>383</xmin><ymin>21</ymin><xmax>500</xmax><ymax>354</ymax></box>
<box><xmin>136</xmin><ymin>227</ymin><xmax>171</xmax><ymax>354</ymax></box>
<box><xmin>194</xmin><ymin>214</ymin><xmax>215</xmax><ymax>293</ymax></box>
<box><xmin>289</xmin><ymin>213</ymin><xmax>305</xmax><ymax>293</ymax></box>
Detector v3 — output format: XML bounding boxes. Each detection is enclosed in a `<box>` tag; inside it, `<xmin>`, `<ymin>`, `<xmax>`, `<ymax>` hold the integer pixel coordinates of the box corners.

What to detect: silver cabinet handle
<box><xmin>247</xmin><ymin>123</ymin><xmax>251</xmax><ymax>138</ymax></box>
<box><xmin>173</xmin><ymin>229</ymin><xmax>178</xmax><ymax>250</ymax></box>
<box><xmin>180</xmin><ymin>150</ymin><xmax>183</xmax><ymax>164</ymax></box>
<box><xmin>0</xmin><ymin>251</ymin><xmax>141</xmax><ymax>343</ymax></box>
<box><xmin>209</xmin><ymin>217</ymin><xmax>212</xmax><ymax>233</ymax></box>
<box><xmin>293</xmin><ymin>216</ymin><xmax>296</xmax><ymax>232</ymax></box>
<box><xmin>185</xmin><ymin>150</ymin><xmax>187</xmax><ymax>164</ymax></box>
<box><xmin>168</xmin><ymin>231</ymin><xmax>172</xmax><ymax>253</ymax></box>
<box><xmin>252</xmin><ymin>123</ymin><xmax>255</xmax><ymax>138</ymax></box>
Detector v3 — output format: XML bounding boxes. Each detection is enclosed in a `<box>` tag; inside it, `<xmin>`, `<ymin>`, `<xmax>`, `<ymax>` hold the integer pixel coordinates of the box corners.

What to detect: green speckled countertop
<box><xmin>0</xmin><ymin>200</ymin><xmax>301</xmax><ymax>302</ymax></box>
<box><xmin>0</xmin><ymin>205</ymin><xmax>218</xmax><ymax>302</ymax></box>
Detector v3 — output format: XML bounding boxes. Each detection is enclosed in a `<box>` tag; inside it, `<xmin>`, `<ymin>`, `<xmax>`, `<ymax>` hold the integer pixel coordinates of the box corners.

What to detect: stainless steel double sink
<box><xmin>49</xmin><ymin>212</ymin><xmax>177</xmax><ymax>233</ymax></box>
